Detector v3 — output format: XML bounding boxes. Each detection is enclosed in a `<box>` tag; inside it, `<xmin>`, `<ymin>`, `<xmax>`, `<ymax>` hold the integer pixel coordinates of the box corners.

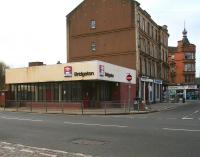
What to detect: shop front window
<box><xmin>100</xmin><ymin>82</ymin><xmax>111</xmax><ymax>101</ymax></box>
<box><xmin>157</xmin><ymin>84</ymin><xmax>160</xmax><ymax>99</ymax></box>
<box><xmin>186</xmin><ymin>90</ymin><xmax>197</xmax><ymax>100</ymax></box>
<box><xmin>62</xmin><ymin>82</ymin><xmax>81</xmax><ymax>102</ymax></box>
<box><xmin>38</xmin><ymin>84</ymin><xmax>44</xmax><ymax>101</ymax></box>
<box><xmin>149</xmin><ymin>83</ymin><xmax>153</xmax><ymax>102</ymax></box>
<box><xmin>141</xmin><ymin>82</ymin><xmax>144</xmax><ymax>101</ymax></box>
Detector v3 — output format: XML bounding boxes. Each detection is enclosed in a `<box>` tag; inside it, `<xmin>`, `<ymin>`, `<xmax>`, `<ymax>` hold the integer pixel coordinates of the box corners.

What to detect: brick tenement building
<box><xmin>168</xmin><ymin>28</ymin><xmax>198</xmax><ymax>100</ymax></box>
<box><xmin>67</xmin><ymin>0</ymin><xmax>169</xmax><ymax>103</ymax></box>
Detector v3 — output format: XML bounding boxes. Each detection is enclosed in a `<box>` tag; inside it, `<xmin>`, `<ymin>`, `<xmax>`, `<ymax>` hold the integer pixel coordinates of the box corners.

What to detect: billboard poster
<box><xmin>64</xmin><ymin>66</ymin><xmax>72</xmax><ymax>77</ymax></box>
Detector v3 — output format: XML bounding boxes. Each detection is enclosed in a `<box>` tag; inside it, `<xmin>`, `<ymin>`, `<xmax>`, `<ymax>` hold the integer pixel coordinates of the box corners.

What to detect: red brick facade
<box><xmin>67</xmin><ymin>0</ymin><xmax>169</xmax><ymax>103</ymax></box>
<box><xmin>67</xmin><ymin>0</ymin><xmax>137</xmax><ymax>69</ymax></box>
<box><xmin>168</xmin><ymin>30</ymin><xmax>196</xmax><ymax>85</ymax></box>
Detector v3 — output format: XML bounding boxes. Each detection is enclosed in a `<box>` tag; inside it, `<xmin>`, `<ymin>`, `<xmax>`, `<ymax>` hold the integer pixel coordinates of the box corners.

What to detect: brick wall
<box><xmin>67</xmin><ymin>0</ymin><xmax>137</xmax><ymax>69</ymax></box>
<box><xmin>0</xmin><ymin>91</ymin><xmax>6</xmax><ymax>107</ymax></box>
<box><xmin>120</xmin><ymin>83</ymin><xmax>136</xmax><ymax>102</ymax></box>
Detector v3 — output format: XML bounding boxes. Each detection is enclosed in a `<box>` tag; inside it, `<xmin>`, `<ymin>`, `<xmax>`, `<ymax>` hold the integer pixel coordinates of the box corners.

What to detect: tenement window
<box><xmin>90</xmin><ymin>20</ymin><xmax>96</xmax><ymax>29</ymax></box>
<box><xmin>184</xmin><ymin>64</ymin><xmax>195</xmax><ymax>71</ymax></box>
<box><xmin>185</xmin><ymin>53</ymin><xmax>194</xmax><ymax>59</ymax></box>
<box><xmin>91</xmin><ymin>42</ymin><xmax>96</xmax><ymax>52</ymax></box>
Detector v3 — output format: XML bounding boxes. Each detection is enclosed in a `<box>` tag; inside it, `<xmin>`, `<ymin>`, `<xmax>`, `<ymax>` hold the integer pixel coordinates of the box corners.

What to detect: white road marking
<box><xmin>2</xmin><ymin>146</ymin><xmax>15</xmax><ymax>151</ymax></box>
<box><xmin>39</xmin><ymin>153</ymin><xmax>57</xmax><ymax>157</ymax></box>
<box><xmin>16</xmin><ymin>118</ymin><xmax>43</xmax><ymax>122</ymax></box>
<box><xmin>1</xmin><ymin>141</ymin><xmax>92</xmax><ymax>157</ymax></box>
<box><xmin>182</xmin><ymin>117</ymin><xmax>193</xmax><ymax>120</ymax></box>
<box><xmin>182</xmin><ymin>110</ymin><xmax>200</xmax><ymax>119</ymax></box>
<box><xmin>163</xmin><ymin>128</ymin><xmax>200</xmax><ymax>132</ymax></box>
<box><xmin>16</xmin><ymin>143</ymin><xmax>92</xmax><ymax>157</ymax></box>
<box><xmin>1</xmin><ymin>142</ymin><xmax>11</xmax><ymax>145</ymax></box>
<box><xmin>64</xmin><ymin>121</ymin><xmax>128</xmax><ymax>128</ymax></box>
<box><xmin>0</xmin><ymin>116</ymin><xmax>43</xmax><ymax>122</ymax></box>
<box><xmin>20</xmin><ymin>149</ymin><xmax>34</xmax><ymax>153</ymax></box>
<box><xmin>0</xmin><ymin>116</ymin><xmax>18</xmax><ymax>120</ymax></box>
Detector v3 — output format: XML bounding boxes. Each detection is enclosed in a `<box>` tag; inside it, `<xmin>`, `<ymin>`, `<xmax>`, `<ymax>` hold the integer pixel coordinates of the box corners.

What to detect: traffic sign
<box><xmin>126</xmin><ymin>74</ymin><xmax>132</xmax><ymax>81</ymax></box>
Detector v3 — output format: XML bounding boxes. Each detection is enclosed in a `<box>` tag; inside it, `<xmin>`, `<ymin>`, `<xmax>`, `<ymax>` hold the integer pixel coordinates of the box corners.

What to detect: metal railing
<box><xmin>3</xmin><ymin>100</ymin><xmax>147</xmax><ymax>115</ymax></box>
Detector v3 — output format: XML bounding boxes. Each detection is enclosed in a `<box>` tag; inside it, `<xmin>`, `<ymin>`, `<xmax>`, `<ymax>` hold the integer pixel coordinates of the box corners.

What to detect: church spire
<box><xmin>182</xmin><ymin>21</ymin><xmax>187</xmax><ymax>37</ymax></box>
<box><xmin>182</xmin><ymin>21</ymin><xmax>190</xmax><ymax>44</ymax></box>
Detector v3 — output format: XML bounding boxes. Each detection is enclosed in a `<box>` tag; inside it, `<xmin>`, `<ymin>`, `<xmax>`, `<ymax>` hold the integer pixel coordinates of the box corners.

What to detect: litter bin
<box><xmin>140</xmin><ymin>102</ymin><xmax>145</xmax><ymax>111</ymax></box>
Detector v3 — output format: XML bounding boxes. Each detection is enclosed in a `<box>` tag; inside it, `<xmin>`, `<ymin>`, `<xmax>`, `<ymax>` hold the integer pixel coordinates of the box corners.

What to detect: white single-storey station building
<box><xmin>6</xmin><ymin>60</ymin><xmax>136</xmax><ymax>108</ymax></box>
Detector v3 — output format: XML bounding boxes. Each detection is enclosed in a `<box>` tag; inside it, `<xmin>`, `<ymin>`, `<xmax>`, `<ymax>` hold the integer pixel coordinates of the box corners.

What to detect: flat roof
<box><xmin>6</xmin><ymin>60</ymin><xmax>136</xmax><ymax>84</ymax></box>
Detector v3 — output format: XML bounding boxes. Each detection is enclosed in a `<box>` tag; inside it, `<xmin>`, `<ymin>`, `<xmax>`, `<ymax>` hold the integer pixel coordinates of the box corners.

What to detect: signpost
<box><xmin>126</xmin><ymin>74</ymin><xmax>132</xmax><ymax>111</ymax></box>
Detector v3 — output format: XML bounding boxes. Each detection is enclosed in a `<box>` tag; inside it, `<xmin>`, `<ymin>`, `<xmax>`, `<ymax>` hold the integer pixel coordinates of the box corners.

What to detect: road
<box><xmin>0</xmin><ymin>101</ymin><xmax>200</xmax><ymax>157</ymax></box>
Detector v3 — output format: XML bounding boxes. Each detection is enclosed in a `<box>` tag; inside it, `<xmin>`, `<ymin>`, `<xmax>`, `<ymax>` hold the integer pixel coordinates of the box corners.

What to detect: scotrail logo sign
<box><xmin>99</xmin><ymin>65</ymin><xmax>105</xmax><ymax>77</ymax></box>
<box><xmin>64</xmin><ymin>66</ymin><xmax>72</xmax><ymax>77</ymax></box>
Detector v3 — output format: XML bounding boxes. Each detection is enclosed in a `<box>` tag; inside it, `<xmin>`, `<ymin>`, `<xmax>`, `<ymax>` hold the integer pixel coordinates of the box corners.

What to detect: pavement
<box><xmin>0</xmin><ymin>101</ymin><xmax>191</xmax><ymax>115</ymax></box>
<box><xmin>146</xmin><ymin>101</ymin><xmax>189</xmax><ymax>112</ymax></box>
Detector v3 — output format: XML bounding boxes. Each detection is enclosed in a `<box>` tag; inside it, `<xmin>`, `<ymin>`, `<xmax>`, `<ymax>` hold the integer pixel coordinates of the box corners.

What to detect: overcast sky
<box><xmin>0</xmin><ymin>0</ymin><xmax>199</xmax><ymax>76</ymax></box>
